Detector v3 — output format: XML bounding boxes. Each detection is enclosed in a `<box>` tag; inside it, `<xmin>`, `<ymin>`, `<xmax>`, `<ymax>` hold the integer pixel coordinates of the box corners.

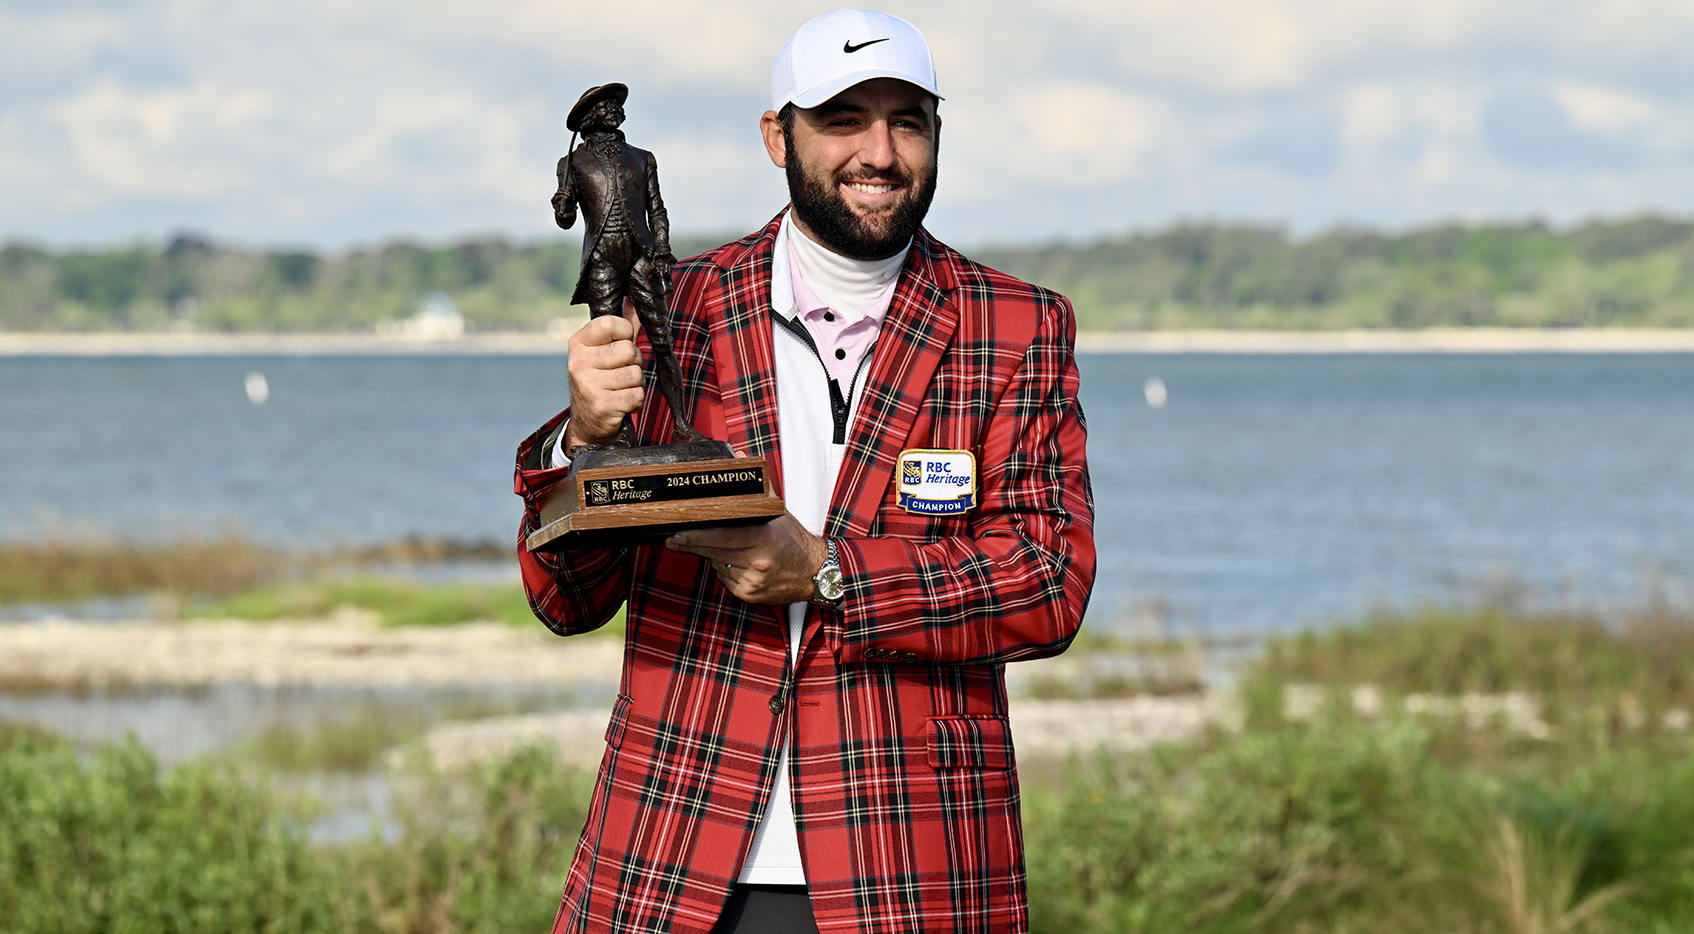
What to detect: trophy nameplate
<box><xmin>526</xmin><ymin>443</ymin><xmax>785</xmax><ymax>552</ymax></box>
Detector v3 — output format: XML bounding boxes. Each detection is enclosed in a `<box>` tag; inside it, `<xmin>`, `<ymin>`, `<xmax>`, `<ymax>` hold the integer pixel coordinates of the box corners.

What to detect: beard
<box><xmin>784</xmin><ymin>135</ymin><xmax>937</xmax><ymax>261</ymax></box>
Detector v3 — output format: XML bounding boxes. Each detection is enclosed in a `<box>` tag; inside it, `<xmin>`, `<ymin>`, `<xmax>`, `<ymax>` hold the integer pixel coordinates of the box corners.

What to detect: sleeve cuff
<box><xmin>549</xmin><ymin>418</ymin><xmax>572</xmax><ymax>470</ymax></box>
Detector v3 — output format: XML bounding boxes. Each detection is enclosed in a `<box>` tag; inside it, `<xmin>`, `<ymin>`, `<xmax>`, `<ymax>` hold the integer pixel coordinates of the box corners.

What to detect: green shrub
<box><xmin>330</xmin><ymin>745</ymin><xmax>590</xmax><ymax>933</ymax></box>
<box><xmin>0</xmin><ymin>739</ymin><xmax>350</xmax><ymax>933</ymax></box>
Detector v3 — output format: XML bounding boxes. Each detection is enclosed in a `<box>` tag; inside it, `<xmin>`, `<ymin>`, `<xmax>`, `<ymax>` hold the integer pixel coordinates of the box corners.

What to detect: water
<box><xmin>4</xmin><ymin>352</ymin><xmax>1693</xmax><ymax>634</ymax></box>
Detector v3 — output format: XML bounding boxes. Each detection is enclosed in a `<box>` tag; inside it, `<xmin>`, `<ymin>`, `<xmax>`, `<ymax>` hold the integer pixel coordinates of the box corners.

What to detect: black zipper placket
<box><xmin>772</xmin><ymin>313</ymin><xmax>870</xmax><ymax>445</ymax></box>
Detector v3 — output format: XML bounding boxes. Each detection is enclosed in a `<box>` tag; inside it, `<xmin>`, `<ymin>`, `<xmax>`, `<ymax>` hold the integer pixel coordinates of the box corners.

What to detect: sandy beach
<box><xmin>5</xmin><ymin>327</ymin><xmax>1694</xmax><ymax>356</ymax></box>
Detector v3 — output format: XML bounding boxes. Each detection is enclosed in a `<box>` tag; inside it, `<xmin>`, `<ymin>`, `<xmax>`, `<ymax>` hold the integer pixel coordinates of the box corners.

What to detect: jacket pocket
<box><xmin>926</xmin><ymin>715</ymin><xmax>1013</xmax><ymax>770</ymax></box>
<box><xmin>604</xmin><ymin>693</ymin><xmax>633</xmax><ymax>750</ymax></box>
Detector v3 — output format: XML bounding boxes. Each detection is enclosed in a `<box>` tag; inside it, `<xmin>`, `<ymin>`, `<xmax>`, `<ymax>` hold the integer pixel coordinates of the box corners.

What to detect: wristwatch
<box><xmin>810</xmin><ymin>538</ymin><xmax>844</xmax><ymax>606</ymax></box>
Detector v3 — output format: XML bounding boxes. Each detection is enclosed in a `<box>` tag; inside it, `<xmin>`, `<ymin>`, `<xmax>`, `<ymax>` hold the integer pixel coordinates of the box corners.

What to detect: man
<box><xmin>551</xmin><ymin>82</ymin><xmax>696</xmax><ymax>443</ymax></box>
<box><xmin>515</xmin><ymin>9</ymin><xmax>1094</xmax><ymax>932</ymax></box>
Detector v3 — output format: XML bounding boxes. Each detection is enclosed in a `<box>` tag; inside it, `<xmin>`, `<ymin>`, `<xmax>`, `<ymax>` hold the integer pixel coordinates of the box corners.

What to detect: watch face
<box><xmin>817</xmin><ymin>566</ymin><xmax>844</xmax><ymax>601</ymax></box>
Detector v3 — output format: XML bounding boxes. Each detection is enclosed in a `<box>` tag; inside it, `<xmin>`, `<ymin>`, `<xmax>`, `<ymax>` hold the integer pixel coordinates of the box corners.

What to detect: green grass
<box><xmin>190</xmin><ymin>578</ymin><xmax>539</xmax><ymax>628</ymax></box>
<box><xmin>189</xmin><ymin>576</ymin><xmax>627</xmax><ymax>635</ymax></box>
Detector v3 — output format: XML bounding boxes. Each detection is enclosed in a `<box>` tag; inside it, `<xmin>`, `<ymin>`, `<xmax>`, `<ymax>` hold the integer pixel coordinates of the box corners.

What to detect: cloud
<box><xmin>1221</xmin><ymin>108</ymin><xmax>1342</xmax><ymax>178</ymax></box>
<box><xmin>4</xmin><ymin>0</ymin><xmax>1694</xmax><ymax>248</ymax></box>
<box><xmin>1481</xmin><ymin>88</ymin><xmax>1646</xmax><ymax>173</ymax></box>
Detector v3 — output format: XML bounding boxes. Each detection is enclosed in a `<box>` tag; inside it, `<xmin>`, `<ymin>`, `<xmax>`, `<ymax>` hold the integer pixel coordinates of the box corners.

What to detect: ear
<box><xmin>759</xmin><ymin>110</ymin><xmax>787</xmax><ymax>168</ymax></box>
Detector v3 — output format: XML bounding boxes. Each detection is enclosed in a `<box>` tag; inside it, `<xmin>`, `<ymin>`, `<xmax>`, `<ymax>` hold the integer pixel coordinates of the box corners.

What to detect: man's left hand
<box><xmin>665</xmin><ymin>514</ymin><xmax>825</xmax><ymax>605</ymax></box>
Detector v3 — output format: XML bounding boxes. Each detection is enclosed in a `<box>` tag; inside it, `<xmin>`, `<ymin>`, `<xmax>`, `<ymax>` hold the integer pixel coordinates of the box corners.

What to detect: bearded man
<box><xmin>515</xmin><ymin>9</ymin><xmax>1095</xmax><ymax>933</ymax></box>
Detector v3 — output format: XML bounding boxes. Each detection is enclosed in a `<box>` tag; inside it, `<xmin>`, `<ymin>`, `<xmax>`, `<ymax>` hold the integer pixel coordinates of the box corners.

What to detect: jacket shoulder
<box><xmin>921</xmin><ymin>234</ymin><xmax>1074</xmax><ymax>337</ymax></box>
<box><xmin>675</xmin><ymin>222</ymin><xmax>774</xmax><ymax>276</ymax></box>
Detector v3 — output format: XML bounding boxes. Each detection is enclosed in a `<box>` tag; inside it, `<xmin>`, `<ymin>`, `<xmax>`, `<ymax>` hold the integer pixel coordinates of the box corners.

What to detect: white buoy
<box><xmin>244</xmin><ymin>370</ymin><xmax>270</xmax><ymax>405</ymax></box>
<box><xmin>1143</xmin><ymin>376</ymin><xmax>1168</xmax><ymax>408</ymax></box>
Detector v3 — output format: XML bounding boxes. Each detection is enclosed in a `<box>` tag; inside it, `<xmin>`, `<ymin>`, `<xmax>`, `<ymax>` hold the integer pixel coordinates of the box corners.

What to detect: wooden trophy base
<box><xmin>525</xmin><ymin>439</ymin><xmax>785</xmax><ymax>552</ymax></box>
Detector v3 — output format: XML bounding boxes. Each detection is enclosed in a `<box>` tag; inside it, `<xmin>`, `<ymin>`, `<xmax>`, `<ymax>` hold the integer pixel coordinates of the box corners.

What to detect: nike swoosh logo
<box><xmin>843</xmin><ymin>37</ymin><xmax>890</xmax><ymax>53</ymax></box>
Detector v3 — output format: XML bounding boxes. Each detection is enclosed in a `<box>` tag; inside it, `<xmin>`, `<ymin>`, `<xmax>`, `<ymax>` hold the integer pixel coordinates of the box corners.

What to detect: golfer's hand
<box><xmin>565</xmin><ymin>300</ymin><xmax>643</xmax><ymax>449</ymax></box>
<box><xmin>665</xmin><ymin>514</ymin><xmax>827</xmax><ymax>605</ymax></box>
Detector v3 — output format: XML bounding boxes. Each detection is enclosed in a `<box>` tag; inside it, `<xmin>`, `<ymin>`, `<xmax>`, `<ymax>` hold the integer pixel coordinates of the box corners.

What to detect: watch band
<box><xmin>811</xmin><ymin>538</ymin><xmax>844</xmax><ymax>606</ymax></box>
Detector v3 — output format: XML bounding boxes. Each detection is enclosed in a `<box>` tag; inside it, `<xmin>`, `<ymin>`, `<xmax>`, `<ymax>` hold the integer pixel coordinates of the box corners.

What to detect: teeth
<box><xmin>844</xmin><ymin>182</ymin><xmax>895</xmax><ymax>194</ymax></box>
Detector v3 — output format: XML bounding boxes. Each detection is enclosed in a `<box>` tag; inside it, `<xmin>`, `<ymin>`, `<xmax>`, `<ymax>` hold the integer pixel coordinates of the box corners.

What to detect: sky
<box><xmin>4</xmin><ymin>0</ymin><xmax>1694</xmax><ymax>252</ymax></box>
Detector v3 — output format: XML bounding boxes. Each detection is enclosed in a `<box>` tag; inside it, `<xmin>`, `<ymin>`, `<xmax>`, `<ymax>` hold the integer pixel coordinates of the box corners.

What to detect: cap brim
<box><xmin>787</xmin><ymin>68</ymin><xmax>943</xmax><ymax>110</ymax></box>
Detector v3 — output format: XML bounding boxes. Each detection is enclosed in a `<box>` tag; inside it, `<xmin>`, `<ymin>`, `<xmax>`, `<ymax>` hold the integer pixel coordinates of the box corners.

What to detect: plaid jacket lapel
<box><xmin>705</xmin><ymin>217</ymin><xmax>785</xmax><ymax>496</ymax></box>
<box><xmin>825</xmin><ymin>229</ymin><xmax>960</xmax><ymax>539</ymax></box>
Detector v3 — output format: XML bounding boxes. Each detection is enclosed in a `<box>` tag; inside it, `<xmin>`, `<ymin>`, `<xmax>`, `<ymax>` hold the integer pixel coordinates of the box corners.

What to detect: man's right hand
<box><xmin>564</xmin><ymin>301</ymin><xmax>645</xmax><ymax>450</ymax></box>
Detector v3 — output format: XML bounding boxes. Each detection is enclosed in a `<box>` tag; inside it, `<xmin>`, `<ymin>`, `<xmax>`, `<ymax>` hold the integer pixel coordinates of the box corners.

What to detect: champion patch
<box><xmin>896</xmin><ymin>449</ymin><xmax>977</xmax><ymax>515</ymax></box>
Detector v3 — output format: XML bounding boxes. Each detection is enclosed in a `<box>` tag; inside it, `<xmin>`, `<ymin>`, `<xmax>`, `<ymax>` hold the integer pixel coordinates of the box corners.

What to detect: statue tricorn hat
<box><xmin>567</xmin><ymin>82</ymin><xmax>629</xmax><ymax>132</ymax></box>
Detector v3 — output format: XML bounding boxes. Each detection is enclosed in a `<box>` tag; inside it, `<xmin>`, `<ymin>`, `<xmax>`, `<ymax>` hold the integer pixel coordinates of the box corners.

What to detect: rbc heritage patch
<box><xmin>896</xmin><ymin>449</ymin><xmax>977</xmax><ymax>515</ymax></box>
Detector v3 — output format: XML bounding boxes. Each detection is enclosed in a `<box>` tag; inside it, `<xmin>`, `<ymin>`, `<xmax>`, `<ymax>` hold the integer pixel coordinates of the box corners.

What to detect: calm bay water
<box><xmin>4</xmin><ymin>352</ymin><xmax>1692</xmax><ymax>635</ymax></box>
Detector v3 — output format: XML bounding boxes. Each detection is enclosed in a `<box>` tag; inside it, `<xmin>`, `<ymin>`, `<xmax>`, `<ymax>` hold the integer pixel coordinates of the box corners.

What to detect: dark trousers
<box><xmin>708</xmin><ymin>885</ymin><xmax>818</xmax><ymax>934</ymax></box>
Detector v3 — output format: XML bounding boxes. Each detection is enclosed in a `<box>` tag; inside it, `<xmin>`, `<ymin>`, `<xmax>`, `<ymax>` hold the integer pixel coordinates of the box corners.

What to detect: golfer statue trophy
<box><xmin>526</xmin><ymin>83</ymin><xmax>783</xmax><ymax>551</ymax></box>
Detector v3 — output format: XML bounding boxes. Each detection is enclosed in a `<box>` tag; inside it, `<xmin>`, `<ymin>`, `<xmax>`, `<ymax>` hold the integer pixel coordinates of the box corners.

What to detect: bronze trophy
<box><xmin>526</xmin><ymin>83</ymin><xmax>783</xmax><ymax>551</ymax></box>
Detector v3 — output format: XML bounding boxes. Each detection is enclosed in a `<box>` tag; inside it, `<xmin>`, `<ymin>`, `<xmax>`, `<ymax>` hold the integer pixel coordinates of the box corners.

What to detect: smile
<box><xmin>842</xmin><ymin>181</ymin><xmax>899</xmax><ymax>194</ymax></box>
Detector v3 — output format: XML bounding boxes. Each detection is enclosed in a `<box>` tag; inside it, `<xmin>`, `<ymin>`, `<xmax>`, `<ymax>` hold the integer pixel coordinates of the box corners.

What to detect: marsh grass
<box><xmin>231</xmin><ymin>693</ymin><xmax>571</xmax><ymax>773</ymax></box>
<box><xmin>0</xmin><ymin>535</ymin><xmax>278</xmax><ymax>604</ymax></box>
<box><xmin>1475</xmin><ymin>815</ymin><xmax>1635</xmax><ymax>934</ymax></box>
<box><xmin>241</xmin><ymin>717</ymin><xmax>422</xmax><ymax>773</ymax></box>
<box><xmin>1257</xmin><ymin>606</ymin><xmax>1694</xmax><ymax>726</ymax></box>
<box><xmin>0</xmin><ymin>534</ymin><xmax>514</xmax><ymax>607</ymax></box>
<box><xmin>187</xmin><ymin>577</ymin><xmax>628</xmax><ymax>635</ymax></box>
<box><xmin>0</xmin><ymin>718</ymin><xmax>63</xmax><ymax>749</ymax></box>
<box><xmin>0</xmin><ymin>534</ymin><xmax>633</xmax><ymax>631</ymax></box>
<box><xmin>1023</xmin><ymin>669</ymin><xmax>1204</xmax><ymax>699</ymax></box>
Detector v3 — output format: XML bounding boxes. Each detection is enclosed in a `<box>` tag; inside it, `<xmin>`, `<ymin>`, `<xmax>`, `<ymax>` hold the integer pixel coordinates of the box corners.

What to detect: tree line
<box><xmin>4</xmin><ymin>215</ymin><xmax>1693</xmax><ymax>332</ymax></box>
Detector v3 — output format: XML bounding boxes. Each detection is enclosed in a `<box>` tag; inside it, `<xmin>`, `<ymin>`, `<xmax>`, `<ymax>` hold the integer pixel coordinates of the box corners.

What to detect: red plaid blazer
<box><xmin>514</xmin><ymin>213</ymin><xmax>1095</xmax><ymax>933</ymax></box>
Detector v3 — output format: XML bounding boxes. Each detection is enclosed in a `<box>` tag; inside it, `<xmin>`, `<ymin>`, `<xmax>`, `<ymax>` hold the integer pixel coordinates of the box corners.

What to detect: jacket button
<box><xmin>904</xmin><ymin>652</ymin><xmax>918</xmax><ymax>662</ymax></box>
<box><xmin>769</xmin><ymin>695</ymin><xmax>785</xmax><ymax>714</ymax></box>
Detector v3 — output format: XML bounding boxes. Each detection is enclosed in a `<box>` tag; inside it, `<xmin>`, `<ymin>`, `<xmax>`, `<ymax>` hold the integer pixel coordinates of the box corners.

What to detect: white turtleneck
<box><xmin>784</xmin><ymin>220</ymin><xmax>909</xmax><ymax>320</ymax></box>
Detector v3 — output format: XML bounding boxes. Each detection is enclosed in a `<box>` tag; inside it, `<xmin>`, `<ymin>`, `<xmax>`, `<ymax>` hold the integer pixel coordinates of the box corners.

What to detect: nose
<box><xmin>855</xmin><ymin>120</ymin><xmax>896</xmax><ymax>172</ymax></box>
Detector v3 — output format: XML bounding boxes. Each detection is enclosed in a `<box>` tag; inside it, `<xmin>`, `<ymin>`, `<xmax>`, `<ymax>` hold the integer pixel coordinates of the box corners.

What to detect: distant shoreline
<box><xmin>4</xmin><ymin>327</ymin><xmax>1694</xmax><ymax>356</ymax></box>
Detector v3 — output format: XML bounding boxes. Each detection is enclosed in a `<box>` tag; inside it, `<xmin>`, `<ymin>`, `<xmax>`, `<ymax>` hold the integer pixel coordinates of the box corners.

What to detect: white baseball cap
<box><xmin>770</xmin><ymin>9</ymin><xmax>943</xmax><ymax>112</ymax></box>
